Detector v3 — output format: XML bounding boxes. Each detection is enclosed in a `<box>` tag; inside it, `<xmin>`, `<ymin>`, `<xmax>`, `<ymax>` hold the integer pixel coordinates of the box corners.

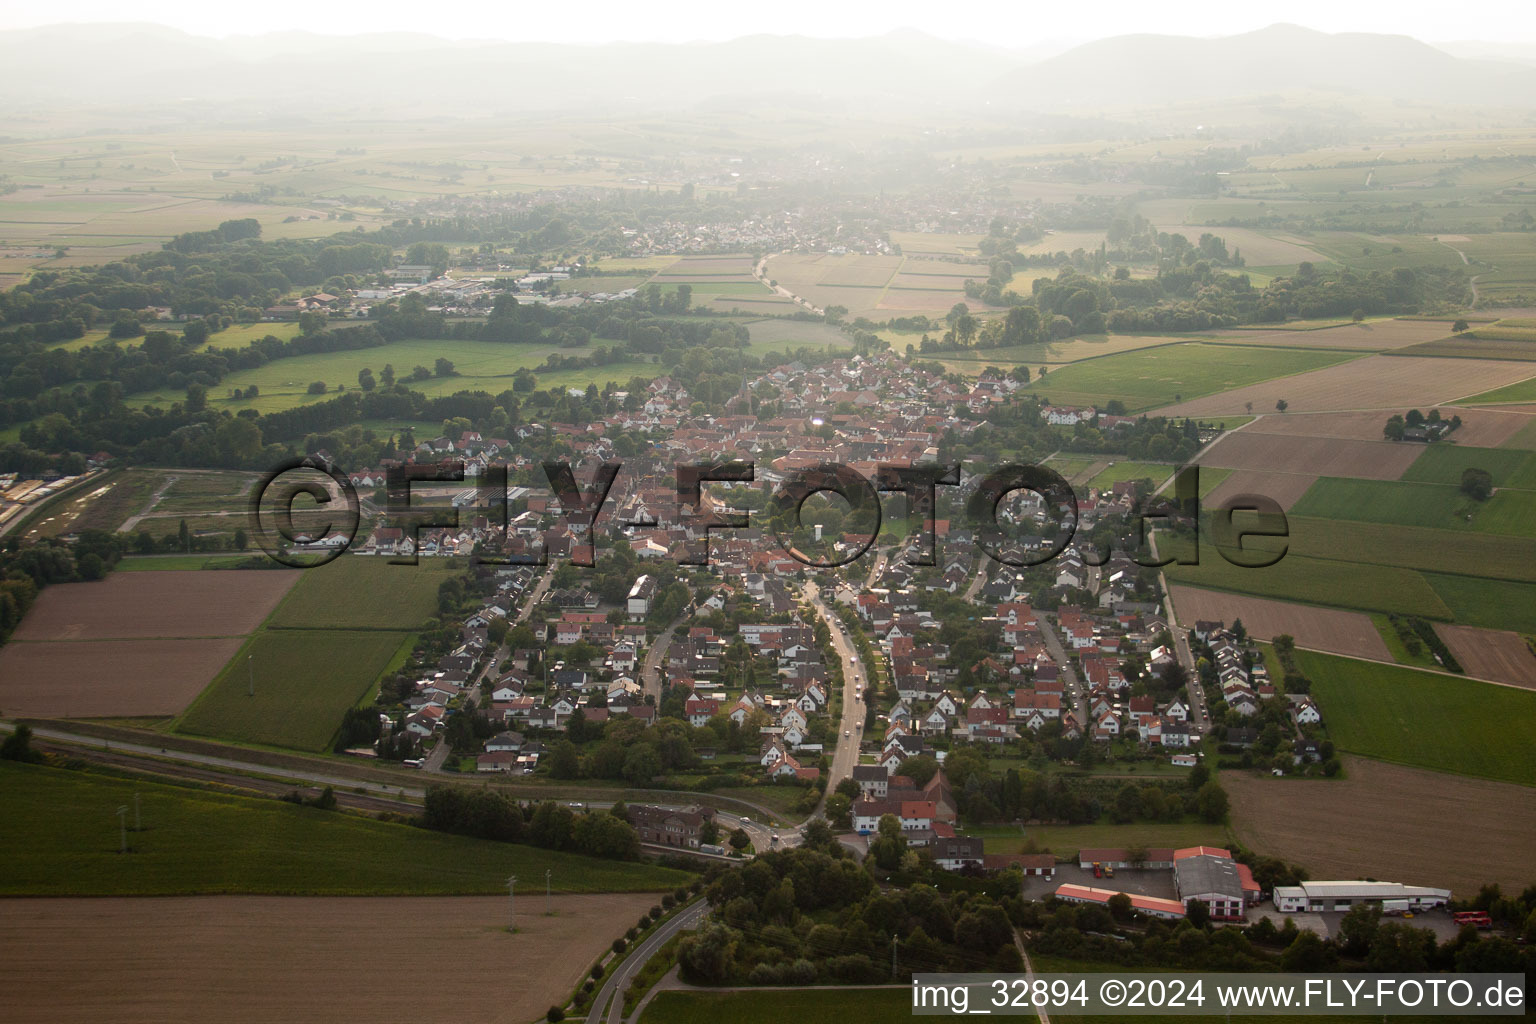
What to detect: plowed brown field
<box><xmin>1170</xmin><ymin>586</ymin><xmax>1390</xmax><ymax>660</ymax></box>
<box><xmin>1198</xmin><ymin>431</ymin><xmax>1419</xmax><ymax>480</ymax></box>
<box><xmin>1232</xmin><ymin>408</ymin><xmax>1535</xmax><ymax>447</ymax></box>
<box><xmin>1434</xmin><ymin>624</ymin><xmax>1536</xmax><ymax>689</ymax></box>
<box><xmin>1227</xmin><ymin>757</ymin><xmax>1536</xmax><ymax>896</ymax></box>
<box><xmin>0</xmin><ymin>893</ymin><xmax>653</xmax><ymax>1024</ymax></box>
<box><xmin>11</xmin><ymin>570</ymin><xmax>297</xmax><ymax>641</ymax></box>
<box><xmin>1154</xmin><ymin>356</ymin><xmax>1536</xmax><ymax>417</ymax></box>
<box><xmin>0</xmin><ymin>637</ymin><xmax>245</xmax><ymax>718</ymax></box>
<box><xmin>1203</xmin><ymin>469</ymin><xmax>1318</xmax><ymax>510</ymax></box>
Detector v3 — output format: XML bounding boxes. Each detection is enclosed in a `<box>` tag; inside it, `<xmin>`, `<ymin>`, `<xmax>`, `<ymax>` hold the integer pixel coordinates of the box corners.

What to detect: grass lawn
<box><xmin>641</xmin><ymin>989</ymin><xmax>910</xmax><ymax>1024</ymax></box>
<box><xmin>982</xmin><ymin>821</ymin><xmax>1231</xmax><ymax>858</ymax></box>
<box><xmin>175</xmin><ymin>629</ymin><xmax>411</xmax><ymax>751</ymax></box>
<box><xmin>266</xmin><ymin>555</ymin><xmax>458</xmax><ymax>630</ymax></box>
<box><xmin>0</xmin><ymin>761</ymin><xmax>690</xmax><ymax>895</ymax></box>
<box><xmin>708</xmin><ymin>785</ymin><xmax>809</xmax><ymax>820</ymax></box>
<box><xmin>1299</xmin><ymin>649</ymin><xmax>1536</xmax><ymax>785</ymax></box>
<box><xmin>1020</xmin><ymin>343</ymin><xmax>1357</xmax><ymax>412</ymax></box>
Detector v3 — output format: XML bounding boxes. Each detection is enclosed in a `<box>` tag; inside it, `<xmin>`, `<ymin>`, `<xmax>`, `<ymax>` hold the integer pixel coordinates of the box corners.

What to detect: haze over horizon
<box><xmin>2</xmin><ymin>2</ymin><xmax>1535</xmax><ymax>47</ymax></box>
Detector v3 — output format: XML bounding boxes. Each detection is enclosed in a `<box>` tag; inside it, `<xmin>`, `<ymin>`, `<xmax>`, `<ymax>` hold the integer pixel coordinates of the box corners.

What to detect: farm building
<box><xmin>1077</xmin><ymin>847</ymin><xmax>1176</xmax><ymax>870</ymax></box>
<box><xmin>1273</xmin><ymin>881</ymin><xmax>1452</xmax><ymax>913</ymax></box>
<box><xmin>1172</xmin><ymin>846</ymin><xmax>1259</xmax><ymax>920</ymax></box>
<box><xmin>983</xmin><ymin>852</ymin><xmax>1057</xmax><ymax>876</ymax></box>
<box><xmin>1054</xmin><ymin>884</ymin><xmax>1185</xmax><ymax>920</ymax></box>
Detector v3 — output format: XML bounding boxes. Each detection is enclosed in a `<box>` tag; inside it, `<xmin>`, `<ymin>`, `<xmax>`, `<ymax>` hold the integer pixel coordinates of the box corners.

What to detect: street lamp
<box><xmin>506</xmin><ymin>875</ymin><xmax>517</xmax><ymax>931</ymax></box>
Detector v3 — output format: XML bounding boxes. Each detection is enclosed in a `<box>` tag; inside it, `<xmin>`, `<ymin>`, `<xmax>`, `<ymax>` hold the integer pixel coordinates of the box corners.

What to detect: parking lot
<box><xmin>1022</xmin><ymin>863</ymin><xmax>1179</xmax><ymax>901</ymax></box>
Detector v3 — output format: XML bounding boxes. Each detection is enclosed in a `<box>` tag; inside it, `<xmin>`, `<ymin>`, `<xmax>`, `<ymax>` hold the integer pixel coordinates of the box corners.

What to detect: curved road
<box><xmin>591</xmin><ymin>899</ymin><xmax>710</xmax><ymax>1024</ymax></box>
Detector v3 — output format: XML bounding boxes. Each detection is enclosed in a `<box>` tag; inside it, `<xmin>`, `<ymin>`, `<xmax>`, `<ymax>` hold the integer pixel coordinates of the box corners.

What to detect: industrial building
<box><xmin>1273</xmin><ymin>881</ymin><xmax>1452</xmax><ymax>913</ymax></box>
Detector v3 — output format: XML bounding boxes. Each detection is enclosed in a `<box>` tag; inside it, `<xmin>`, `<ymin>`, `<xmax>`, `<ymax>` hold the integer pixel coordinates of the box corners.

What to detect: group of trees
<box><xmin>676</xmin><ymin>846</ymin><xmax>1021</xmax><ymax>986</ymax></box>
<box><xmin>418</xmin><ymin>786</ymin><xmax>641</xmax><ymax>860</ymax></box>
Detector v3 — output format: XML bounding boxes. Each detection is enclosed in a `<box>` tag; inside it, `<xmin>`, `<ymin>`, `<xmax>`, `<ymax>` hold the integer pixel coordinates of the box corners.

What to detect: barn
<box><xmin>1054</xmin><ymin>883</ymin><xmax>1185</xmax><ymax>920</ymax></box>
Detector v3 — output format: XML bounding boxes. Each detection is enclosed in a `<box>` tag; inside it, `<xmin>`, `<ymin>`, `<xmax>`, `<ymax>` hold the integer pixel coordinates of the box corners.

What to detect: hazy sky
<box><xmin>3</xmin><ymin>0</ymin><xmax>1535</xmax><ymax>44</ymax></box>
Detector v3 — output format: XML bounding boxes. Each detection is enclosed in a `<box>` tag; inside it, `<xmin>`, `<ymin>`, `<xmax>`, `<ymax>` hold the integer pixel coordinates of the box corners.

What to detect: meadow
<box><xmin>1290</xmin><ymin>476</ymin><xmax>1536</xmax><ymax>537</ymax></box>
<box><xmin>978</xmin><ymin>821</ymin><xmax>1230</xmax><ymax>857</ymax></box>
<box><xmin>174</xmin><ymin>628</ymin><xmax>411</xmax><ymax>751</ymax></box>
<box><xmin>1159</xmin><ymin>533</ymin><xmax>1455</xmax><ymax>621</ymax></box>
<box><xmin>131</xmin><ymin>338</ymin><xmax>624</xmax><ymax>414</ymax></box>
<box><xmin>266</xmin><ymin>555</ymin><xmax>458</xmax><ymax>630</ymax></box>
<box><xmin>1023</xmin><ymin>344</ymin><xmax>1357</xmax><ymax>411</ymax></box>
<box><xmin>1399</xmin><ymin>443</ymin><xmax>1536</xmax><ymax>488</ymax></box>
<box><xmin>0</xmin><ymin>761</ymin><xmax>690</xmax><ymax>895</ymax></box>
<box><xmin>1299</xmin><ymin>650</ymin><xmax>1536</xmax><ymax>785</ymax></box>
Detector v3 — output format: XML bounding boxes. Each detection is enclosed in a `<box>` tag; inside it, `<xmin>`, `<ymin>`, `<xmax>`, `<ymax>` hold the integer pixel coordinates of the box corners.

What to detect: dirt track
<box><xmin>1227</xmin><ymin>756</ymin><xmax>1536</xmax><ymax>897</ymax></box>
<box><xmin>0</xmin><ymin>893</ymin><xmax>653</xmax><ymax>1024</ymax></box>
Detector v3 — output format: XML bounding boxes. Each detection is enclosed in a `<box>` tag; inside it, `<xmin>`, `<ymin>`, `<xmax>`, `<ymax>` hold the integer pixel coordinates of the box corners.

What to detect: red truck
<box><xmin>1453</xmin><ymin>911</ymin><xmax>1493</xmax><ymax>930</ymax></box>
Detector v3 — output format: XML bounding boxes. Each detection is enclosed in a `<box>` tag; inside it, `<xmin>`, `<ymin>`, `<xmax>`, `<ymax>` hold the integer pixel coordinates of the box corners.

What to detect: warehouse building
<box><xmin>1273</xmin><ymin>881</ymin><xmax>1451</xmax><ymax>913</ymax></box>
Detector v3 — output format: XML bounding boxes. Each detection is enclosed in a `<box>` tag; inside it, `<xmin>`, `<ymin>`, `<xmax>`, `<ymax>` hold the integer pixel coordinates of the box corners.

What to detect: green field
<box><xmin>1086</xmin><ymin>461</ymin><xmax>1176</xmax><ymax>491</ymax></box>
<box><xmin>1268</xmin><ymin>516</ymin><xmax>1536</xmax><ymax>584</ymax></box>
<box><xmin>116</xmin><ymin>554</ymin><xmax>260</xmax><ymax>571</ymax></box>
<box><xmin>1024</xmin><ymin>343</ymin><xmax>1357</xmax><ymax>411</ymax></box>
<box><xmin>1424</xmin><ymin>574</ymin><xmax>1536</xmax><ymax>634</ymax></box>
<box><xmin>175</xmin><ymin>628</ymin><xmax>410</xmax><ymax>750</ymax></box>
<box><xmin>1291</xmin><ymin>476</ymin><xmax>1536</xmax><ymax>536</ymax></box>
<box><xmin>1159</xmin><ymin>534</ymin><xmax>1455</xmax><ymax>620</ymax></box>
<box><xmin>980</xmin><ymin>821</ymin><xmax>1230</xmax><ymax>857</ymax></box>
<box><xmin>0</xmin><ymin>761</ymin><xmax>689</xmax><ymax>895</ymax></box>
<box><xmin>1299</xmin><ymin>650</ymin><xmax>1536</xmax><ymax>785</ymax></box>
<box><xmin>1400</xmin><ymin>444</ymin><xmax>1536</xmax><ymax>488</ymax></box>
<box><xmin>267</xmin><ymin>555</ymin><xmax>457</xmax><ymax>630</ymax></box>
<box><xmin>641</xmin><ymin>989</ymin><xmax>910</xmax><ymax>1024</ymax></box>
<box><xmin>1458</xmin><ymin>376</ymin><xmax>1536</xmax><ymax>405</ymax></box>
<box><xmin>127</xmin><ymin>338</ymin><xmax>659</xmax><ymax>414</ymax></box>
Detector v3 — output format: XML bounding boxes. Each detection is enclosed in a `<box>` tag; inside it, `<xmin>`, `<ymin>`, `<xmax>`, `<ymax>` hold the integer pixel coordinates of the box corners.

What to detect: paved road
<box><xmin>962</xmin><ymin>553</ymin><xmax>989</xmax><ymax>601</ymax></box>
<box><xmin>591</xmin><ymin>899</ymin><xmax>710</xmax><ymax>1024</ymax></box>
<box><xmin>802</xmin><ymin>581</ymin><xmax>865</xmax><ymax>817</ymax></box>
<box><xmin>1034</xmin><ymin>611</ymin><xmax>1088</xmax><ymax>729</ymax></box>
<box><xmin>640</xmin><ymin>609</ymin><xmax>690</xmax><ymax>703</ymax></box>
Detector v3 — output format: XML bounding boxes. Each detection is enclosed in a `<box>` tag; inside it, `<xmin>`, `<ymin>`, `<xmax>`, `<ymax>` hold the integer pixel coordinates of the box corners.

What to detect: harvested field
<box><xmin>1433</xmin><ymin>624</ymin><xmax>1536</xmax><ymax>689</ymax></box>
<box><xmin>1226</xmin><ymin>757</ymin><xmax>1536</xmax><ymax>896</ymax></box>
<box><xmin>1234</xmin><ymin>407</ymin><xmax>1534</xmax><ymax>447</ymax></box>
<box><xmin>0</xmin><ymin>637</ymin><xmax>244</xmax><ymax>718</ymax></box>
<box><xmin>1208</xmin><ymin>318</ymin><xmax>1455</xmax><ymax>351</ymax></box>
<box><xmin>1196</xmin><ymin>431</ymin><xmax>1420</xmax><ymax>480</ymax></box>
<box><xmin>651</xmin><ymin>255</ymin><xmax>755</xmax><ymax>277</ymax></box>
<box><xmin>1154</xmin><ymin>355</ymin><xmax>1536</xmax><ymax>418</ymax></box>
<box><xmin>11</xmin><ymin>570</ymin><xmax>298</xmax><ymax>641</ymax></box>
<box><xmin>1202</xmin><ymin>469</ymin><xmax>1317</xmax><ymax>510</ymax></box>
<box><xmin>0</xmin><ymin>893</ymin><xmax>653</xmax><ymax>1024</ymax></box>
<box><xmin>1170</xmin><ymin>586</ymin><xmax>1390</xmax><ymax>660</ymax></box>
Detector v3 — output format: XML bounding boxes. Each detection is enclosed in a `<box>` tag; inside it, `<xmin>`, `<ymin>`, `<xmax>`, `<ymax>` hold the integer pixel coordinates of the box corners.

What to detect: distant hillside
<box><xmin>997</xmin><ymin>23</ymin><xmax>1536</xmax><ymax>110</ymax></box>
<box><xmin>1</xmin><ymin>22</ymin><xmax>1533</xmax><ymax>117</ymax></box>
